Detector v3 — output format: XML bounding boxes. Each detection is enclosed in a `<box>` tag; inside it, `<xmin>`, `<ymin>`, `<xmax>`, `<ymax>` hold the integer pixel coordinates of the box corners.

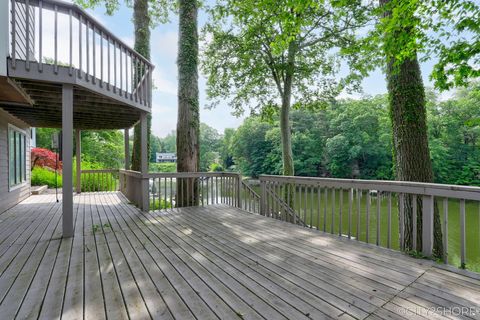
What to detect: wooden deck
<box><xmin>0</xmin><ymin>193</ymin><xmax>479</xmax><ymax>320</ymax></box>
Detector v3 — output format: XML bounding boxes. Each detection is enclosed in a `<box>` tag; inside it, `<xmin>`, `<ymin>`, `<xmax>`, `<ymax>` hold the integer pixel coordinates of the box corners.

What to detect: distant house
<box><xmin>156</xmin><ymin>152</ymin><xmax>177</xmax><ymax>163</ymax></box>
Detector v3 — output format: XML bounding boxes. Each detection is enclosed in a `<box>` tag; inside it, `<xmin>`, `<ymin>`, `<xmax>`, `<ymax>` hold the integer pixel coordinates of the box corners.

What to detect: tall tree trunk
<box><xmin>281</xmin><ymin>41</ymin><xmax>296</xmax><ymax>177</ymax></box>
<box><xmin>381</xmin><ymin>0</ymin><xmax>443</xmax><ymax>259</ymax></box>
<box><xmin>281</xmin><ymin>42</ymin><xmax>296</xmax><ymax>221</ymax></box>
<box><xmin>131</xmin><ymin>0</ymin><xmax>151</xmax><ymax>172</ymax></box>
<box><xmin>176</xmin><ymin>0</ymin><xmax>199</xmax><ymax>207</ymax></box>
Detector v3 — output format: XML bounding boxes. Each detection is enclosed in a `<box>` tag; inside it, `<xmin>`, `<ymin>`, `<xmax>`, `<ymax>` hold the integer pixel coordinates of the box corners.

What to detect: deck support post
<box><xmin>124</xmin><ymin>128</ymin><xmax>130</xmax><ymax>170</ymax></box>
<box><xmin>422</xmin><ymin>195</ymin><xmax>434</xmax><ymax>257</ymax></box>
<box><xmin>62</xmin><ymin>84</ymin><xmax>74</xmax><ymax>238</ymax></box>
<box><xmin>260</xmin><ymin>178</ymin><xmax>266</xmax><ymax>216</ymax></box>
<box><xmin>140</xmin><ymin>112</ymin><xmax>149</xmax><ymax>211</ymax></box>
<box><xmin>75</xmin><ymin>129</ymin><xmax>81</xmax><ymax>193</ymax></box>
<box><xmin>236</xmin><ymin>174</ymin><xmax>242</xmax><ymax>208</ymax></box>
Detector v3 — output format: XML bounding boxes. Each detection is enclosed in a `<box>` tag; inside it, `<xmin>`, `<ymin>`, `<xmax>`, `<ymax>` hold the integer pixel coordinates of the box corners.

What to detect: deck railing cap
<box><xmin>259</xmin><ymin>174</ymin><xmax>480</xmax><ymax>200</ymax></box>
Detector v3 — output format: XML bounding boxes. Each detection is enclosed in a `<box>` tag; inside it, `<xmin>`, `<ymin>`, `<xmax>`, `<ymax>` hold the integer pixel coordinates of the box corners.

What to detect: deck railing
<box><xmin>80</xmin><ymin>169</ymin><xmax>119</xmax><ymax>192</ymax></box>
<box><xmin>9</xmin><ymin>0</ymin><xmax>153</xmax><ymax>108</ymax></box>
<box><xmin>240</xmin><ymin>180</ymin><xmax>261</xmax><ymax>214</ymax></box>
<box><xmin>117</xmin><ymin>170</ymin><xmax>262</xmax><ymax>214</ymax></box>
<box><xmin>260</xmin><ymin>175</ymin><xmax>480</xmax><ymax>270</ymax></box>
<box><xmin>146</xmin><ymin>172</ymin><xmax>242</xmax><ymax>210</ymax></box>
<box><xmin>93</xmin><ymin>170</ymin><xmax>480</xmax><ymax>271</ymax></box>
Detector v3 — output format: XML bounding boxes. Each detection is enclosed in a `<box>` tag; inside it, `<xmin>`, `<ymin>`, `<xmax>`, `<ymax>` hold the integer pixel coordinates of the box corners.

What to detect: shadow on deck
<box><xmin>0</xmin><ymin>192</ymin><xmax>479</xmax><ymax>319</ymax></box>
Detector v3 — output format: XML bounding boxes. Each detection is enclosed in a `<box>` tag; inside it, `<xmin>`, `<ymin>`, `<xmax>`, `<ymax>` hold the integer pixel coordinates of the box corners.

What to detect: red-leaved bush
<box><xmin>31</xmin><ymin>148</ymin><xmax>62</xmax><ymax>171</ymax></box>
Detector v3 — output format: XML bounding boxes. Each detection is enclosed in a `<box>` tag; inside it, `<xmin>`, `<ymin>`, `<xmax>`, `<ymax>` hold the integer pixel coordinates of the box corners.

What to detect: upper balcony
<box><xmin>0</xmin><ymin>0</ymin><xmax>154</xmax><ymax>130</ymax></box>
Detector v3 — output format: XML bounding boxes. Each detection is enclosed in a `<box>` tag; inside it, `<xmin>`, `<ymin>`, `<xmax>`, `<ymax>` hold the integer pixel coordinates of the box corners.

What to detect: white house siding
<box><xmin>0</xmin><ymin>107</ymin><xmax>31</xmax><ymax>214</ymax></box>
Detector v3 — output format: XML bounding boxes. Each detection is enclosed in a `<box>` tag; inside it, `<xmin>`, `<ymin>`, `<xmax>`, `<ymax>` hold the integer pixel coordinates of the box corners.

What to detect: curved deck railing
<box><xmin>9</xmin><ymin>0</ymin><xmax>153</xmax><ymax>109</ymax></box>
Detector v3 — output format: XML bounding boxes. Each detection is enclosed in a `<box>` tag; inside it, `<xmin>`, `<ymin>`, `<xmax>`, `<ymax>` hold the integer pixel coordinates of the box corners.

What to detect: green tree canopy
<box><xmin>202</xmin><ymin>0</ymin><xmax>372</xmax><ymax>177</ymax></box>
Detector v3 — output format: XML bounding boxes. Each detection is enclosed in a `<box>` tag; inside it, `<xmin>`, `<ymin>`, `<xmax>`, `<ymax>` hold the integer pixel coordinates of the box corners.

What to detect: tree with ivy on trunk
<box><xmin>202</xmin><ymin>0</ymin><xmax>371</xmax><ymax>179</ymax></box>
<box><xmin>130</xmin><ymin>0</ymin><xmax>151</xmax><ymax>172</ymax></box>
<box><xmin>75</xmin><ymin>0</ymin><xmax>170</xmax><ymax>171</ymax></box>
<box><xmin>370</xmin><ymin>0</ymin><xmax>480</xmax><ymax>260</ymax></box>
<box><xmin>176</xmin><ymin>0</ymin><xmax>200</xmax><ymax>207</ymax></box>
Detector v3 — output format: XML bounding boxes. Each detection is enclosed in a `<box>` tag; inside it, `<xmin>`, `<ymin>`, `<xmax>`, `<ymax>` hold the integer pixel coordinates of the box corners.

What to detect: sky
<box><xmin>78</xmin><ymin>2</ymin><xmax>442</xmax><ymax>138</ymax></box>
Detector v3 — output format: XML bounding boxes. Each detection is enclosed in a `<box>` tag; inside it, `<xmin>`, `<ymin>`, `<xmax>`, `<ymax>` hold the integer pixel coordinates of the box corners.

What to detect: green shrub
<box><xmin>209</xmin><ymin>163</ymin><xmax>224</xmax><ymax>172</ymax></box>
<box><xmin>150</xmin><ymin>198</ymin><xmax>172</xmax><ymax>210</ymax></box>
<box><xmin>149</xmin><ymin>162</ymin><xmax>177</xmax><ymax>173</ymax></box>
<box><xmin>31</xmin><ymin>167</ymin><xmax>62</xmax><ymax>188</ymax></box>
<box><xmin>73</xmin><ymin>156</ymin><xmax>119</xmax><ymax>192</ymax></box>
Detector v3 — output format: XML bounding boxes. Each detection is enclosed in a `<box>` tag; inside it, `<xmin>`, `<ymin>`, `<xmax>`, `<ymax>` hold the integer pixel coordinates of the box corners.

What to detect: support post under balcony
<box><xmin>62</xmin><ymin>84</ymin><xmax>74</xmax><ymax>238</ymax></box>
<box><xmin>124</xmin><ymin>128</ymin><xmax>130</xmax><ymax>170</ymax></box>
<box><xmin>75</xmin><ymin>130</ymin><xmax>81</xmax><ymax>194</ymax></box>
<box><xmin>140</xmin><ymin>112</ymin><xmax>149</xmax><ymax>211</ymax></box>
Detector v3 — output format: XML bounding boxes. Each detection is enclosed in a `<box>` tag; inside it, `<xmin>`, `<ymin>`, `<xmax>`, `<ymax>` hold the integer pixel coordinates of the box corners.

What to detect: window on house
<box><xmin>9</xmin><ymin>126</ymin><xmax>27</xmax><ymax>188</ymax></box>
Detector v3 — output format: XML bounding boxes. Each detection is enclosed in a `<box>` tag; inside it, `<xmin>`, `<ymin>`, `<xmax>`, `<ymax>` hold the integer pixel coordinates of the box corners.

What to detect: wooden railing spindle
<box><xmin>69</xmin><ymin>9</ymin><xmax>73</xmax><ymax>75</ymax></box>
<box><xmin>39</xmin><ymin>0</ymin><xmax>43</xmax><ymax>71</ymax></box>
<box><xmin>442</xmin><ymin>197</ymin><xmax>448</xmax><ymax>263</ymax></box>
<box><xmin>366</xmin><ymin>191</ymin><xmax>370</xmax><ymax>243</ymax></box>
<box><xmin>25</xmin><ymin>0</ymin><xmax>30</xmax><ymax>70</ymax></box>
<box><xmin>331</xmin><ymin>188</ymin><xmax>335</xmax><ymax>234</ymax></box>
<box><xmin>356</xmin><ymin>189</ymin><xmax>361</xmax><ymax>241</ymax></box>
<box><xmin>339</xmin><ymin>188</ymin><xmax>343</xmax><ymax>236</ymax></box>
<box><xmin>54</xmin><ymin>4</ymin><xmax>58</xmax><ymax>73</ymax></box>
<box><xmin>412</xmin><ymin>194</ymin><xmax>417</xmax><ymax>250</ymax></box>
<box><xmin>316</xmin><ymin>186</ymin><xmax>321</xmax><ymax>230</ymax></box>
<box><xmin>460</xmin><ymin>199</ymin><xmax>466</xmax><ymax>268</ymax></box>
<box><xmin>11</xmin><ymin>0</ymin><xmax>16</xmax><ymax>69</ymax></box>
<box><xmin>348</xmin><ymin>188</ymin><xmax>353</xmax><ymax>239</ymax></box>
<box><xmin>387</xmin><ymin>192</ymin><xmax>392</xmax><ymax>248</ymax></box>
<box><xmin>376</xmin><ymin>192</ymin><xmax>381</xmax><ymax>246</ymax></box>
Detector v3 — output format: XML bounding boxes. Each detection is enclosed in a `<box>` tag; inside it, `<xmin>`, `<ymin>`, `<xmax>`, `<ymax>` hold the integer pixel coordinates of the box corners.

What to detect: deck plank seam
<box><xmin>0</xmin><ymin>200</ymin><xmax>62</xmax><ymax>304</ymax></box>
<box><xmin>98</xmin><ymin>193</ymin><xmax>171</xmax><ymax>319</ymax></box>
<box><xmin>153</xmin><ymin>208</ymin><xmax>340</xmax><ymax>319</ymax></box>
<box><xmin>90</xmin><ymin>192</ymin><xmax>110</xmax><ymax>319</ymax></box>
<box><xmin>0</xmin><ymin>196</ymin><xmax>58</xmax><ymax>254</ymax></box>
<box><xmin>182</xmin><ymin>206</ymin><xmax>413</xmax><ymax>291</ymax></box>
<box><xmin>163</xmin><ymin>206</ymin><xmax>375</xmax><ymax>319</ymax></box>
<box><xmin>1</xmin><ymin>201</ymin><xmax>63</xmax><ymax>318</ymax></box>
<box><xmin>112</xmin><ymin>194</ymin><xmax>246</xmax><ymax>319</ymax></box>
<box><xmin>365</xmin><ymin>264</ymin><xmax>434</xmax><ymax>319</ymax></box>
<box><xmin>39</xmin><ymin>194</ymin><xmax>81</xmax><ymax>319</ymax></box>
<box><xmin>114</xmin><ymin>196</ymin><xmax>226</xmax><ymax>319</ymax></box>
<box><xmin>211</xmin><ymin>205</ymin><xmax>430</xmax><ymax>274</ymax></box>
<box><xmin>142</xmin><ymin>202</ymin><xmax>344</xmax><ymax>315</ymax></box>
<box><xmin>113</xmin><ymin>193</ymin><xmax>256</xmax><ymax>320</ymax></box>
<box><xmin>95</xmin><ymin>192</ymin><xmax>169</xmax><ymax>319</ymax></box>
<box><xmin>108</xmin><ymin>194</ymin><xmax>200</xmax><ymax>319</ymax></box>
<box><xmin>91</xmin><ymin>192</ymin><xmax>130</xmax><ymax>320</ymax></box>
<box><xmin>140</xmin><ymin>208</ymin><xmax>308</xmax><ymax>319</ymax></box>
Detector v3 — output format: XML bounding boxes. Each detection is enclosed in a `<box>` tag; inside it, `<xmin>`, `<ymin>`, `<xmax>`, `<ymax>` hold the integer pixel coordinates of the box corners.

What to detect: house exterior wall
<box><xmin>0</xmin><ymin>107</ymin><xmax>31</xmax><ymax>214</ymax></box>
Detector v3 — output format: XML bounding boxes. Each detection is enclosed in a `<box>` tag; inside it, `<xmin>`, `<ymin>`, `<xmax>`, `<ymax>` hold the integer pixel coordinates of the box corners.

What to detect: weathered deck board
<box><xmin>0</xmin><ymin>192</ymin><xmax>479</xmax><ymax>320</ymax></box>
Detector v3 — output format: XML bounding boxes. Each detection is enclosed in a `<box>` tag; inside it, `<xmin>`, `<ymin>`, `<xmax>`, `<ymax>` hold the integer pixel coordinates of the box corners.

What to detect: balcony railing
<box><xmin>9</xmin><ymin>0</ymin><xmax>153</xmax><ymax>108</ymax></box>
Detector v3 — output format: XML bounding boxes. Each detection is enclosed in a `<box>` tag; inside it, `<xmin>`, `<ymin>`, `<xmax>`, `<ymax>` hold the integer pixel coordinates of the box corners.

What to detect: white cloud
<box><xmin>153</xmin><ymin>68</ymin><xmax>177</xmax><ymax>96</ymax></box>
<box><xmin>151</xmin><ymin>102</ymin><xmax>177</xmax><ymax>136</ymax></box>
<box><xmin>153</xmin><ymin>30</ymin><xmax>178</xmax><ymax>60</ymax></box>
<box><xmin>120</xmin><ymin>36</ymin><xmax>134</xmax><ymax>48</ymax></box>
